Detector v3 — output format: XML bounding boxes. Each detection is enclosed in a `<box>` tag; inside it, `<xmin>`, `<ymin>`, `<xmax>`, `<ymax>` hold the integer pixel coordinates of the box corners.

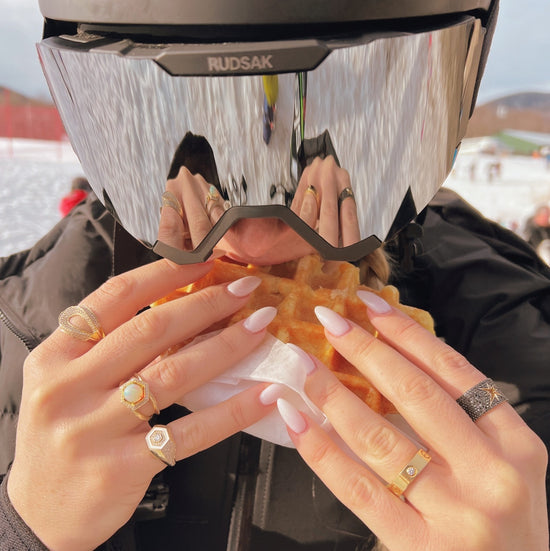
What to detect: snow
<box><xmin>1</xmin><ymin>137</ymin><xmax>550</xmax><ymax>258</ymax></box>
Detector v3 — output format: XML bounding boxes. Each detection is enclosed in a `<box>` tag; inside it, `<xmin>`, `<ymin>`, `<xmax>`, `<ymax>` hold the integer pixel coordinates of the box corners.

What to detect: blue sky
<box><xmin>1</xmin><ymin>0</ymin><xmax>549</xmax><ymax>104</ymax></box>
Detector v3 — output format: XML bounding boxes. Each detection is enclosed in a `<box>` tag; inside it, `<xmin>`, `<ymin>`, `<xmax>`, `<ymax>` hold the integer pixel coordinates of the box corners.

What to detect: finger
<box><xmin>337</xmin><ymin>173</ymin><xmax>360</xmax><ymax>246</ymax></box>
<box><xmin>315</xmin><ymin>157</ymin><xmax>339</xmax><ymax>246</ymax></box>
<box><xmin>303</xmin><ymin>354</ymin><xmax>424</xmax><ymax>486</ymax></box>
<box><xmin>356</xmin><ymin>291</ymin><xmax>522</xmax><ymax>433</ymax></box>
<box><xmin>179</xmin><ymin>168</ymin><xmax>213</xmax><ymax>247</ymax></box>
<box><xmin>39</xmin><ymin>259</ymin><xmax>214</xmax><ymax>361</ymax></box>
<box><xmin>108</xmin><ymin>307</ymin><xmax>278</xmax><ymax>428</ymax></box>
<box><xmin>86</xmin><ymin>280</ymin><xmax>270</xmax><ymax>386</ymax></box>
<box><xmin>313</xmin><ymin>306</ymin><xmax>488</xmax><ymax>458</ymax></box>
<box><xmin>277</xmin><ymin>399</ymin><xmax>423</xmax><ymax>549</ymax></box>
<box><xmin>290</xmin><ymin>164</ymin><xmax>311</xmax><ymax>215</ymax></box>
<box><xmin>139</xmin><ymin>383</ymin><xmax>281</xmax><ymax>474</ymax></box>
<box><xmin>300</xmin><ymin>186</ymin><xmax>320</xmax><ymax>229</ymax></box>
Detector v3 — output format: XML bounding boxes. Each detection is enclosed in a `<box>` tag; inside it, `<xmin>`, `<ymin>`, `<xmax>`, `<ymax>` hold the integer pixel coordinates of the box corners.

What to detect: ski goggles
<box><xmin>38</xmin><ymin>15</ymin><xmax>484</xmax><ymax>263</ymax></box>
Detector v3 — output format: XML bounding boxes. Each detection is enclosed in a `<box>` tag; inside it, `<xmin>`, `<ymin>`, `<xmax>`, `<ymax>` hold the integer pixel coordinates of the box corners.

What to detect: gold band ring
<box><xmin>387</xmin><ymin>449</ymin><xmax>431</xmax><ymax>499</ymax></box>
<box><xmin>58</xmin><ymin>305</ymin><xmax>105</xmax><ymax>342</ymax></box>
<box><xmin>338</xmin><ymin>187</ymin><xmax>355</xmax><ymax>208</ymax></box>
<box><xmin>305</xmin><ymin>184</ymin><xmax>319</xmax><ymax>204</ymax></box>
<box><xmin>146</xmin><ymin>425</ymin><xmax>177</xmax><ymax>467</ymax></box>
<box><xmin>204</xmin><ymin>185</ymin><xmax>220</xmax><ymax>208</ymax></box>
<box><xmin>161</xmin><ymin>191</ymin><xmax>184</xmax><ymax>218</ymax></box>
<box><xmin>120</xmin><ymin>374</ymin><xmax>160</xmax><ymax>422</ymax></box>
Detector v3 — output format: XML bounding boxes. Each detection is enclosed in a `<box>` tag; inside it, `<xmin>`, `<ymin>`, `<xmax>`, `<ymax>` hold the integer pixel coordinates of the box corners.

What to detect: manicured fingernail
<box><xmin>314</xmin><ymin>306</ymin><xmax>351</xmax><ymax>337</ymax></box>
<box><xmin>259</xmin><ymin>383</ymin><xmax>284</xmax><ymax>405</ymax></box>
<box><xmin>356</xmin><ymin>290</ymin><xmax>392</xmax><ymax>314</ymax></box>
<box><xmin>243</xmin><ymin>306</ymin><xmax>277</xmax><ymax>333</ymax></box>
<box><xmin>287</xmin><ymin>343</ymin><xmax>316</xmax><ymax>374</ymax></box>
<box><xmin>227</xmin><ymin>276</ymin><xmax>261</xmax><ymax>297</ymax></box>
<box><xmin>277</xmin><ymin>398</ymin><xmax>307</xmax><ymax>434</ymax></box>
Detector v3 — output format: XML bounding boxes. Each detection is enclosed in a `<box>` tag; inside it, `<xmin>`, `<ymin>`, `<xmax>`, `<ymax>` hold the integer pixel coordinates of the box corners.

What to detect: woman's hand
<box><xmin>291</xmin><ymin>156</ymin><xmax>360</xmax><ymax>247</ymax></box>
<box><xmin>278</xmin><ymin>291</ymin><xmax>549</xmax><ymax>550</ymax></box>
<box><xmin>7</xmin><ymin>259</ymin><xmax>279</xmax><ymax>551</ymax></box>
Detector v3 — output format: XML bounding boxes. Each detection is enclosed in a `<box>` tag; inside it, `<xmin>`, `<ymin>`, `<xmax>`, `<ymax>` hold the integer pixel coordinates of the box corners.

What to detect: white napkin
<box><xmin>179</xmin><ymin>332</ymin><xmax>330</xmax><ymax>447</ymax></box>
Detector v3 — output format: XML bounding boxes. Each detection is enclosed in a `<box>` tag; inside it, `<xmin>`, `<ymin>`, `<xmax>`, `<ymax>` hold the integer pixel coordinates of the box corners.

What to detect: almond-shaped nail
<box><xmin>243</xmin><ymin>306</ymin><xmax>277</xmax><ymax>333</ymax></box>
<box><xmin>356</xmin><ymin>290</ymin><xmax>392</xmax><ymax>314</ymax></box>
<box><xmin>314</xmin><ymin>306</ymin><xmax>351</xmax><ymax>337</ymax></box>
<box><xmin>227</xmin><ymin>276</ymin><xmax>262</xmax><ymax>297</ymax></box>
<box><xmin>259</xmin><ymin>383</ymin><xmax>284</xmax><ymax>405</ymax></box>
<box><xmin>277</xmin><ymin>398</ymin><xmax>307</xmax><ymax>434</ymax></box>
<box><xmin>287</xmin><ymin>343</ymin><xmax>316</xmax><ymax>374</ymax></box>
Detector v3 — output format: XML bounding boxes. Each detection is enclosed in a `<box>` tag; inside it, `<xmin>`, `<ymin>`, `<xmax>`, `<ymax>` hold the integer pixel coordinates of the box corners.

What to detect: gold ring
<box><xmin>120</xmin><ymin>374</ymin><xmax>160</xmax><ymax>422</ymax></box>
<box><xmin>305</xmin><ymin>184</ymin><xmax>319</xmax><ymax>202</ymax></box>
<box><xmin>338</xmin><ymin>187</ymin><xmax>355</xmax><ymax>208</ymax></box>
<box><xmin>204</xmin><ymin>185</ymin><xmax>220</xmax><ymax>208</ymax></box>
<box><xmin>387</xmin><ymin>449</ymin><xmax>431</xmax><ymax>499</ymax></box>
<box><xmin>146</xmin><ymin>425</ymin><xmax>176</xmax><ymax>467</ymax></box>
<box><xmin>161</xmin><ymin>191</ymin><xmax>184</xmax><ymax>218</ymax></box>
<box><xmin>58</xmin><ymin>305</ymin><xmax>105</xmax><ymax>342</ymax></box>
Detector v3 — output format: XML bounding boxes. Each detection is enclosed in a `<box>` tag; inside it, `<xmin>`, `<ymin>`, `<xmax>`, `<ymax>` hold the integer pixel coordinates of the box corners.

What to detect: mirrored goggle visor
<box><xmin>38</xmin><ymin>16</ymin><xmax>483</xmax><ymax>263</ymax></box>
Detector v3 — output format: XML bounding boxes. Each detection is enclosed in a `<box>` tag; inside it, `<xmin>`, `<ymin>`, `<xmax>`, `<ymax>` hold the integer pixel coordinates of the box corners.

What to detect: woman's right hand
<box><xmin>7</xmin><ymin>259</ymin><xmax>279</xmax><ymax>551</ymax></box>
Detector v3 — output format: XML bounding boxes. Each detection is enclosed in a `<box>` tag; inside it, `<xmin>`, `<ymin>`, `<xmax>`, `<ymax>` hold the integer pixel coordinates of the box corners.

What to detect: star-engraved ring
<box><xmin>456</xmin><ymin>378</ymin><xmax>509</xmax><ymax>422</ymax></box>
<box><xmin>146</xmin><ymin>425</ymin><xmax>177</xmax><ymax>467</ymax></box>
<box><xmin>338</xmin><ymin>187</ymin><xmax>355</xmax><ymax>208</ymax></box>
<box><xmin>161</xmin><ymin>191</ymin><xmax>184</xmax><ymax>218</ymax></box>
<box><xmin>387</xmin><ymin>449</ymin><xmax>431</xmax><ymax>500</ymax></box>
<box><xmin>120</xmin><ymin>374</ymin><xmax>160</xmax><ymax>422</ymax></box>
<box><xmin>58</xmin><ymin>305</ymin><xmax>105</xmax><ymax>342</ymax></box>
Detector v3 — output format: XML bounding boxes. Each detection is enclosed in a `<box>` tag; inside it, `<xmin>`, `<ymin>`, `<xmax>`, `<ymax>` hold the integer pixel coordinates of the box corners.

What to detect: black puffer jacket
<box><xmin>1</xmin><ymin>190</ymin><xmax>549</xmax><ymax>550</ymax></box>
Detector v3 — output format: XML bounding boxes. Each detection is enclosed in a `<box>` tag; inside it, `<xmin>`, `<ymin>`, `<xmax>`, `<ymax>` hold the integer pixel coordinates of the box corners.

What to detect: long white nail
<box><xmin>287</xmin><ymin>343</ymin><xmax>316</xmax><ymax>374</ymax></box>
<box><xmin>227</xmin><ymin>276</ymin><xmax>261</xmax><ymax>297</ymax></box>
<box><xmin>277</xmin><ymin>398</ymin><xmax>307</xmax><ymax>434</ymax></box>
<box><xmin>243</xmin><ymin>306</ymin><xmax>277</xmax><ymax>333</ymax></box>
<box><xmin>314</xmin><ymin>306</ymin><xmax>351</xmax><ymax>337</ymax></box>
<box><xmin>356</xmin><ymin>290</ymin><xmax>392</xmax><ymax>314</ymax></box>
<box><xmin>259</xmin><ymin>383</ymin><xmax>284</xmax><ymax>405</ymax></box>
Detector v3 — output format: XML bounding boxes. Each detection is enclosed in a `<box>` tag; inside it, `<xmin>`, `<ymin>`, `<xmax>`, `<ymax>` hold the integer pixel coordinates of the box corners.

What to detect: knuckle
<box><xmin>314</xmin><ymin>377</ymin><xmax>348</xmax><ymax>410</ymax></box>
<box><xmin>191</xmin><ymin>286</ymin><xmax>226</xmax><ymax>319</ymax></box>
<box><xmin>131</xmin><ymin>309</ymin><xmax>167</xmax><ymax>341</ymax></box>
<box><xmin>349</xmin><ymin>334</ymin><xmax>379</xmax><ymax>364</ymax></box>
<box><xmin>96</xmin><ymin>273</ymin><xmax>135</xmax><ymax>302</ymax></box>
<box><xmin>214</xmin><ymin>330</ymin><xmax>243</xmax><ymax>360</ymax></box>
<box><xmin>309</xmin><ymin>438</ymin><xmax>337</xmax><ymax>468</ymax></box>
<box><xmin>388</xmin><ymin>316</ymin><xmax>422</xmax><ymax>344</ymax></box>
<box><xmin>155</xmin><ymin>356</ymin><xmax>183</xmax><ymax>391</ymax></box>
<box><xmin>343</xmin><ymin>472</ymin><xmax>376</xmax><ymax>510</ymax></box>
<box><xmin>180</xmin><ymin>420</ymin><xmax>207</xmax><ymax>457</ymax></box>
<box><xmin>395</xmin><ymin>373</ymin><xmax>435</xmax><ymax>406</ymax></box>
<box><xmin>357</xmin><ymin>424</ymin><xmax>400</xmax><ymax>463</ymax></box>
<box><xmin>431</xmin><ymin>345</ymin><xmax>473</xmax><ymax>376</ymax></box>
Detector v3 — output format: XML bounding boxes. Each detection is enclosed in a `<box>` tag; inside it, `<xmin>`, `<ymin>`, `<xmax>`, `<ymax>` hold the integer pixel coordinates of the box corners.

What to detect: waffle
<box><xmin>155</xmin><ymin>255</ymin><xmax>434</xmax><ymax>415</ymax></box>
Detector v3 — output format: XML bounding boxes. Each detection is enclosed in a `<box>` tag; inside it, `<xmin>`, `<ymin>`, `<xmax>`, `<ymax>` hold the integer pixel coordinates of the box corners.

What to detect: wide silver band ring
<box><xmin>456</xmin><ymin>378</ymin><xmax>508</xmax><ymax>422</ymax></box>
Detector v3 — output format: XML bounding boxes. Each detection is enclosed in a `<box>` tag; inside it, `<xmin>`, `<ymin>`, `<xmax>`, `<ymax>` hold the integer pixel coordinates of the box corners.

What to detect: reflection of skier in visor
<box><xmin>1</xmin><ymin>1</ymin><xmax>549</xmax><ymax>550</ymax></box>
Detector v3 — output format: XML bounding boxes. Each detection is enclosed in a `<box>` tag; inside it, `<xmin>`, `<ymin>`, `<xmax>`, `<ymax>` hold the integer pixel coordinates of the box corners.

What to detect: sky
<box><xmin>0</xmin><ymin>0</ymin><xmax>549</xmax><ymax>104</ymax></box>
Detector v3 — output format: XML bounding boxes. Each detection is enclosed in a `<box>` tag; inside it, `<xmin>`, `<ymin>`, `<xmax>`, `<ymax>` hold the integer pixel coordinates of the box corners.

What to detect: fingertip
<box><xmin>277</xmin><ymin>398</ymin><xmax>308</xmax><ymax>434</ymax></box>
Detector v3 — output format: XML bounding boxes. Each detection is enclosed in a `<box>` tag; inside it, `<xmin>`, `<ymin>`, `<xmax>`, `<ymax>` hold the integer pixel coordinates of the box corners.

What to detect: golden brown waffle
<box><xmin>155</xmin><ymin>254</ymin><xmax>434</xmax><ymax>415</ymax></box>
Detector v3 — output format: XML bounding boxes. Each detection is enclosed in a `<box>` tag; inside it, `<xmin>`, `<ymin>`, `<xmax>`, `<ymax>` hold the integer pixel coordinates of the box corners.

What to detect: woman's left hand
<box><xmin>278</xmin><ymin>292</ymin><xmax>549</xmax><ymax>550</ymax></box>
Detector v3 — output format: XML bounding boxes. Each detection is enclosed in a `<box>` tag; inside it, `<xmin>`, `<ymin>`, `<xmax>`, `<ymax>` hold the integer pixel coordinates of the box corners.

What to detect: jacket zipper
<box><xmin>0</xmin><ymin>308</ymin><xmax>37</xmax><ymax>352</ymax></box>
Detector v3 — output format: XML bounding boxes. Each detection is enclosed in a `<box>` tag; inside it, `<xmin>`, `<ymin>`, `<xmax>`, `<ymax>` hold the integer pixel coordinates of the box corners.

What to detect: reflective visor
<box><xmin>38</xmin><ymin>16</ymin><xmax>483</xmax><ymax>263</ymax></box>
